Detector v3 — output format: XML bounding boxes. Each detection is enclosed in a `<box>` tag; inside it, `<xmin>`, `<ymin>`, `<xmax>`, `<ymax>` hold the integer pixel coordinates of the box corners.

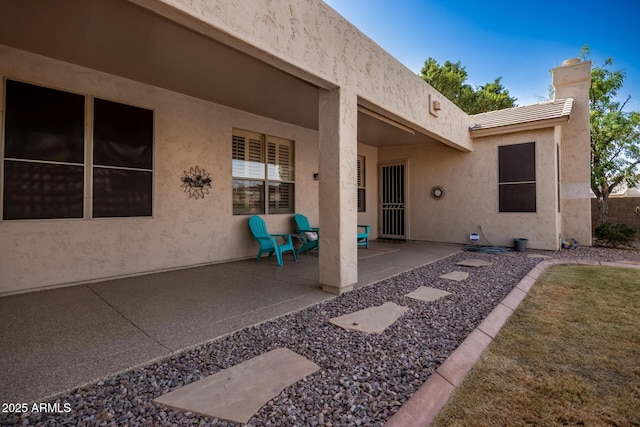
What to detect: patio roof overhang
<box><xmin>0</xmin><ymin>0</ymin><xmax>442</xmax><ymax>148</ymax></box>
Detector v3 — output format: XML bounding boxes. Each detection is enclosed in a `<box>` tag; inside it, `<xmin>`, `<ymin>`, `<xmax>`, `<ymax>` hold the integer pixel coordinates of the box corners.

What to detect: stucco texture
<box><xmin>133</xmin><ymin>0</ymin><xmax>472</xmax><ymax>151</ymax></box>
<box><xmin>379</xmin><ymin>128</ymin><xmax>561</xmax><ymax>250</ymax></box>
<box><xmin>0</xmin><ymin>46</ymin><xmax>319</xmax><ymax>294</ymax></box>
<box><xmin>0</xmin><ymin>1</ymin><xmax>593</xmax><ymax>293</ymax></box>
<box><xmin>553</xmin><ymin>61</ymin><xmax>592</xmax><ymax>245</ymax></box>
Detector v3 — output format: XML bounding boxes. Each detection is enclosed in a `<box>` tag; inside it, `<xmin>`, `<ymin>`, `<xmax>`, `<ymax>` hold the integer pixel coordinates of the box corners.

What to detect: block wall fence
<box><xmin>591</xmin><ymin>197</ymin><xmax>640</xmax><ymax>235</ymax></box>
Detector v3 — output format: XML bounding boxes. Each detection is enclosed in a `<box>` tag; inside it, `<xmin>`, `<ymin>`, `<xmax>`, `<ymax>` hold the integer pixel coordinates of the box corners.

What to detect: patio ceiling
<box><xmin>0</xmin><ymin>0</ymin><xmax>439</xmax><ymax>147</ymax></box>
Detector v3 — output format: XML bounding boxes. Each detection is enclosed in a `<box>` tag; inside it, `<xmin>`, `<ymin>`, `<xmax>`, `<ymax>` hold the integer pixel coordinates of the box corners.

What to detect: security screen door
<box><xmin>380</xmin><ymin>162</ymin><xmax>406</xmax><ymax>239</ymax></box>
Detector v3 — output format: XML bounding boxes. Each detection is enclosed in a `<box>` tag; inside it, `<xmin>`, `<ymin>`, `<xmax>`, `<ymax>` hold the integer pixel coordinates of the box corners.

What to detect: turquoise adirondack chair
<box><xmin>248</xmin><ymin>216</ymin><xmax>297</xmax><ymax>266</ymax></box>
<box><xmin>357</xmin><ymin>225</ymin><xmax>371</xmax><ymax>249</ymax></box>
<box><xmin>294</xmin><ymin>213</ymin><xmax>371</xmax><ymax>252</ymax></box>
<box><xmin>294</xmin><ymin>213</ymin><xmax>320</xmax><ymax>254</ymax></box>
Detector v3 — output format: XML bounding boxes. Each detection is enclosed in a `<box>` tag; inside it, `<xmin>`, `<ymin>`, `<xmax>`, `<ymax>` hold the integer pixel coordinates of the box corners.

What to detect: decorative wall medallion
<box><xmin>181</xmin><ymin>166</ymin><xmax>212</xmax><ymax>199</ymax></box>
<box><xmin>635</xmin><ymin>206</ymin><xmax>640</xmax><ymax>216</ymax></box>
<box><xmin>431</xmin><ymin>186</ymin><xmax>444</xmax><ymax>199</ymax></box>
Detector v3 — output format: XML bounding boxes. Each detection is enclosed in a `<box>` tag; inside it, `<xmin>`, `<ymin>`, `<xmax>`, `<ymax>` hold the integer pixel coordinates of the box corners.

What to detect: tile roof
<box><xmin>469</xmin><ymin>98</ymin><xmax>573</xmax><ymax>136</ymax></box>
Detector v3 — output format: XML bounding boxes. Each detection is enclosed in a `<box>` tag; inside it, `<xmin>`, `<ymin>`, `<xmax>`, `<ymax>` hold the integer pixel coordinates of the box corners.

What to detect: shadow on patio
<box><xmin>0</xmin><ymin>241</ymin><xmax>461</xmax><ymax>403</ymax></box>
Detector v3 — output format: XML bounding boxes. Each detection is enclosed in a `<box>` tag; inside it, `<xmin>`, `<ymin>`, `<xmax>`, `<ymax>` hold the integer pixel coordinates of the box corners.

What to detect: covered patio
<box><xmin>0</xmin><ymin>0</ymin><xmax>469</xmax><ymax>298</ymax></box>
<box><xmin>0</xmin><ymin>241</ymin><xmax>461</xmax><ymax>403</ymax></box>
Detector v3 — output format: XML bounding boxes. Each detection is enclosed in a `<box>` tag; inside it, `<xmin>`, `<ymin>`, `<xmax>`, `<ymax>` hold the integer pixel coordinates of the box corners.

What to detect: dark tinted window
<box><xmin>93</xmin><ymin>98</ymin><xmax>153</xmax><ymax>169</ymax></box>
<box><xmin>499</xmin><ymin>182</ymin><xmax>536</xmax><ymax>213</ymax></box>
<box><xmin>2</xmin><ymin>82</ymin><xmax>154</xmax><ymax>220</ymax></box>
<box><xmin>92</xmin><ymin>168</ymin><xmax>152</xmax><ymax>217</ymax></box>
<box><xmin>498</xmin><ymin>142</ymin><xmax>536</xmax><ymax>213</ymax></box>
<box><xmin>499</xmin><ymin>142</ymin><xmax>535</xmax><ymax>182</ymax></box>
<box><xmin>3</xmin><ymin>160</ymin><xmax>84</xmax><ymax>219</ymax></box>
<box><xmin>92</xmin><ymin>99</ymin><xmax>153</xmax><ymax>218</ymax></box>
<box><xmin>4</xmin><ymin>80</ymin><xmax>84</xmax><ymax>163</ymax></box>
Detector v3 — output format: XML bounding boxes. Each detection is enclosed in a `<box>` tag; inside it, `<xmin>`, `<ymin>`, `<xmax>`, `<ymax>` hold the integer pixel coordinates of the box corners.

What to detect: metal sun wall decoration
<box><xmin>181</xmin><ymin>166</ymin><xmax>212</xmax><ymax>199</ymax></box>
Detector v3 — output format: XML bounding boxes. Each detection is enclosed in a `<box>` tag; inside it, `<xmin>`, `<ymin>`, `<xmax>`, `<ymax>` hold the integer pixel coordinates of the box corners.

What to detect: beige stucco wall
<box><xmin>120</xmin><ymin>0</ymin><xmax>476</xmax><ymax>294</ymax></box>
<box><xmin>131</xmin><ymin>0</ymin><xmax>473</xmax><ymax>152</ymax></box>
<box><xmin>553</xmin><ymin>60</ymin><xmax>592</xmax><ymax>245</ymax></box>
<box><xmin>554</xmin><ymin>126</ymin><xmax>563</xmax><ymax>245</ymax></box>
<box><xmin>1</xmin><ymin>2</ymin><xmax>593</xmax><ymax>293</ymax></box>
<box><xmin>379</xmin><ymin>128</ymin><xmax>561</xmax><ymax>250</ymax></box>
<box><xmin>0</xmin><ymin>45</ymin><xmax>323</xmax><ymax>294</ymax></box>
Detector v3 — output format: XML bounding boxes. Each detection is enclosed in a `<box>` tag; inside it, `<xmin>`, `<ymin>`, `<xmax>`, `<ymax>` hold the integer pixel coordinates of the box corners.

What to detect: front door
<box><xmin>380</xmin><ymin>162</ymin><xmax>406</xmax><ymax>239</ymax></box>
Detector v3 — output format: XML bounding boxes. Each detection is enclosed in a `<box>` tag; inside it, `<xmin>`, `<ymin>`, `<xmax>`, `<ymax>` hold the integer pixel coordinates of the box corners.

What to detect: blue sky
<box><xmin>323</xmin><ymin>0</ymin><xmax>640</xmax><ymax>109</ymax></box>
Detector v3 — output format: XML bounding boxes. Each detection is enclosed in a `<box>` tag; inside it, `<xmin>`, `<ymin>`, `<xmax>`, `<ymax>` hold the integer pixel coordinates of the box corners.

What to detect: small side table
<box><xmin>291</xmin><ymin>233</ymin><xmax>310</xmax><ymax>256</ymax></box>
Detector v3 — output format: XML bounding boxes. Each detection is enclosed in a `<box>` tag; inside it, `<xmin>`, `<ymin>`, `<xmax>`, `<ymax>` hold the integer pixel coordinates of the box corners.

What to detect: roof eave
<box><xmin>469</xmin><ymin>116</ymin><xmax>570</xmax><ymax>138</ymax></box>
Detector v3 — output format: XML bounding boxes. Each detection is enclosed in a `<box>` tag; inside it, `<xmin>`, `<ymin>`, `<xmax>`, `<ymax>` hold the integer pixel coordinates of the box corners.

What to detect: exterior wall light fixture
<box><xmin>431</xmin><ymin>186</ymin><xmax>444</xmax><ymax>199</ymax></box>
<box><xmin>429</xmin><ymin>94</ymin><xmax>441</xmax><ymax>117</ymax></box>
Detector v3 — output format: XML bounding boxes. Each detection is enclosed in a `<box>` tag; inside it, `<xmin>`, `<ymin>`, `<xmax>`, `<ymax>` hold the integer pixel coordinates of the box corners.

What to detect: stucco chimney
<box><xmin>553</xmin><ymin>58</ymin><xmax>591</xmax><ymax>95</ymax></box>
<box><xmin>552</xmin><ymin>58</ymin><xmax>592</xmax><ymax>246</ymax></box>
<box><xmin>562</xmin><ymin>57</ymin><xmax>581</xmax><ymax>67</ymax></box>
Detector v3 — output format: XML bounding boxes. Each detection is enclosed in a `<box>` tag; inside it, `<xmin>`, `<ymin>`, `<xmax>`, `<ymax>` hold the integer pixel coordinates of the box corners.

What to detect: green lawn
<box><xmin>432</xmin><ymin>265</ymin><xmax>640</xmax><ymax>427</ymax></box>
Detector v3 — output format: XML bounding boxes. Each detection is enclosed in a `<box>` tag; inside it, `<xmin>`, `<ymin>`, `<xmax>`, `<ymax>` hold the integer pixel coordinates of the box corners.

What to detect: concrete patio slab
<box><xmin>357</xmin><ymin>248</ymin><xmax>399</xmax><ymax>259</ymax></box>
<box><xmin>0</xmin><ymin>241</ymin><xmax>462</xmax><ymax>404</ymax></box>
<box><xmin>87</xmin><ymin>260</ymin><xmax>331</xmax><ymax>351</ymax></box>
<box><xmin>329</xmin><ymin>302</ymin><xmax>409</xmax><ymax>334</ymax></box>
<box><xmin>406</xmin><ymin>286</ymin><xmax>451</xmax><ymax>302</ymax></box>
<box><xmin>438</xmin><ymin>271</ymin><xmax>469</xmax><ymax>281</ymax></box>
<box><xmin>455</xmin><ymin>259</ymin><xmax>493</xmax><ymax>267</ymax></box>
<box><xmin>0</xmin><ymin>285</ymin><xmax>169</xmax><ymax>403</ymax></box>
<box><xmin>153</xmin><ymin>348</ymin><xmax>319</xmax><ymax>424</ymax></box>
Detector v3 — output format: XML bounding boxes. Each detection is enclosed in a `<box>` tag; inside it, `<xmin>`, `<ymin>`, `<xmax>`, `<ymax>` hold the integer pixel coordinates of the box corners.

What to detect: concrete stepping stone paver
<box><xmin>455</xmin><ymin>259</ymin><xmax>493</xmax><ymax>267</ymax></box>
<box><xmin>406</xmin><ymin>286</ymin><xmax>451</xmax><ymax>302</ymax></box>
<box><xmin>438</xmin><ymin>271</ymin><xmax>469</xmax><ymax>281</ymax></box>
<box><xmin>329</xmin><ymin>302</ymin><xmax>408</xmax><ymax>334</ymax></box>
<box><xmin>153</xmin><ymin>348</ymin><xmax>320</xmax><ymax>424</ymax></box>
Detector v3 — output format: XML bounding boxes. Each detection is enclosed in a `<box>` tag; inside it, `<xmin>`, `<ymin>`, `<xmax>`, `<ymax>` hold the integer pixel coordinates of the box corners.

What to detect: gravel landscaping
<box><xmin>4</xmin><ymin>246</ymin><xmax>640</xmax><ymax>427</ymax></box>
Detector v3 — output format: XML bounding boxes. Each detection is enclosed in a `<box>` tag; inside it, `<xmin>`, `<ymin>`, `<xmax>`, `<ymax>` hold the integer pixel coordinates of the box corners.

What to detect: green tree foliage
<box><xmin>586</xmin><ymin>46</ymin><xmax>640</xmax><ymax>224</ymax></box>
<box><xmin>419</xmin><ymin>58</ymin><xmax>517</xmax><ymax>114</ymax></box>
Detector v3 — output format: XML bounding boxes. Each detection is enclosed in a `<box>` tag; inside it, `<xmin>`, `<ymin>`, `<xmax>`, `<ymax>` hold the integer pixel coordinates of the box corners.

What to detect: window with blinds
<box><xmin>232</xmin><ymin>129</ymin><xmax>294</xmax><ymax>215</ymax></box>
<box><xmin>357</xmin><ymin>155</ymin><xmax>366</xmax><ymax>212</ymax></box>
